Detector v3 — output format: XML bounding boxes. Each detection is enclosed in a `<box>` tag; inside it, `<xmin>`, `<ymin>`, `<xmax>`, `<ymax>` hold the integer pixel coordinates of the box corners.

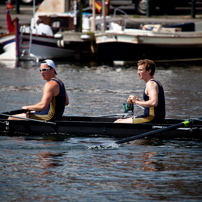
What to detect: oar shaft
<box><xmin>116</xmin><ymin>121</ymin><xmax>189</xmax><ymax>144</ymax></box>
<box><xmin>0</xmin><ymin>109</ymin><xmax>56</xmax><ymax>125</ymax></box>
<box><xmin>2</xmin><ymin>109</ymin><xmax>27</xmax><ymax>115</ymax></box>
<box><xmin>95</xmin><ymin>112</ymin><xmax>133</xmax><ymax>117</ymax></box>
<box><xmin>0</xmin><ymin>113</ymin><xmax>56</xmax><ymax>125</ymax></box>
<box><xmin>136</xmin><ymin>104</ymin><xmax>144</xmax><ymax>110</ymax></box>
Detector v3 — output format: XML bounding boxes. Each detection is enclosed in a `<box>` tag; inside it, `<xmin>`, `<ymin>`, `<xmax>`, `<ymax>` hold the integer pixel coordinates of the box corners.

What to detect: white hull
<box><xmin>20</xmin><ymin>34</ymin><xmax>75</xmax><ymax>60</ymax></box>
<box><xmin>0</xmin><ymin>10</ymin><xmax>100</xmax><ymax>61</ymax></box>
<box><xmin>0</xmin><ymin>33</ymin><xmax>78</xmax><ymax>61</ymax></box>
<box><xmin>96</xmin><ymin>29</ymin><xmax>202</xmax><ymax>45</ymax></box>
<box><xmin>0</xmin><ymin>33</ymin><xmax>16</xmax><ymax>60</ymax></box>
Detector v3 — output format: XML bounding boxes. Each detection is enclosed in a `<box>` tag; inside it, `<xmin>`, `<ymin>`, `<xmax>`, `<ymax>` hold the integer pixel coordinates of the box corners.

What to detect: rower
<box><xmin>9</xmin><ymin>59</ymin><xmax>69</xmax><ymax>121</ymax></box>
<box><xmin>115</xmin><ymin>59</ymin><xmax>165</xmax><ymax>123</ymax></box>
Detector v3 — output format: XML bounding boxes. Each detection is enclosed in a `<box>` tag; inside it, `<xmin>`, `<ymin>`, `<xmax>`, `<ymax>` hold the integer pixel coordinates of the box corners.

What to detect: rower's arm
<box><xmin>22</xmin><ymin>82</ymin><xmax>53</xmax><ymax>111</ymax></box>
<box><xmin>135</xmin><ymin>81</ymin><xmax>159</xmax><ymax>108</ymax></box>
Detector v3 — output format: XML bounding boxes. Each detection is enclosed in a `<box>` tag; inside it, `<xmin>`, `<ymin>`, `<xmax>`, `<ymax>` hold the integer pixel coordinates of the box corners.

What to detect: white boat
<box><xmin>0</xmin><ymin>11</ymin><xmax>94</xmax><ymax>61</ymax></box>
<box><xmin>95</xmin><ymin>22</ymin><xmax>202</xmax><ymax>62</ymax></box>
<box><xmin>0</xmin><ymin>32</ymin><xmax>16</xmax><ymax>60</ymax></box>
<box><xmin>0</xmin><ymin>30</ymin><xmax>77</xmax><ymax>61</ymax></box>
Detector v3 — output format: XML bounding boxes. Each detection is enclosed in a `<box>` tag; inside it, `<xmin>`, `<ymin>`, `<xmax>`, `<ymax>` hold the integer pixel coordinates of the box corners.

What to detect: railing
<box><xmin>28</xmin><ymin>27</ymin><xmax>33</xmax><ymax>56</ymax></box>
<box><xmin>113</xmin><ymin>8</ymin><xmax>128</xmax><ymax>30</ymax></box>
<box><xmin>19</xmin><ymin>24</ymin><xmax>33</xmax><ymax>59</ymax></box>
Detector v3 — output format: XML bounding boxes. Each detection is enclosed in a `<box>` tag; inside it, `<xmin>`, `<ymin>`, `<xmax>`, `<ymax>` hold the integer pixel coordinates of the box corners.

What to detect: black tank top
<box><xmin>30</xmin><ymin>79</ymin><xmax>66</xmax><ymax>121</ymax></box>
<box><xmin>143</xmin><ymin>79</ymin><xmax>165</xmax><ymax>122</ymax></box>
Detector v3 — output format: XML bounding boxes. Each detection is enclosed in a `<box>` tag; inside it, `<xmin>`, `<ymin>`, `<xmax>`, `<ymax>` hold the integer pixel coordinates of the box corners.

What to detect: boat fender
<box><xmin>57</xmin><ymin>40</ymin><xmax>61</xmax><ymax>48</ymax></box>
<box><xmin>57</xmin><ymin>40</ymin><xmax>65</xmax><ymax>48</ymax></box>
<box><xmin>54</xmin><ymin>33</ymin><xmax>62</xmax><ymax>38</ymax></box>
<box><xmin>60</xmin><ymin>40</ymin><xmax>65</xmax><ymax>48</ymax></box>
<box><xmin>81</xmin><ymin>35</ymin><xmax>90</xmax><ymax>40</ymax></box>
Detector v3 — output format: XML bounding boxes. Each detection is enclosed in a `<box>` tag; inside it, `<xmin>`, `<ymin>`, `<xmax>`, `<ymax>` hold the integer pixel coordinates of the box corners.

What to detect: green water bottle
<box><xmin>124</xmin><ymin>103</ymin><xmax>134</xmax><ymax>112</ymax></box>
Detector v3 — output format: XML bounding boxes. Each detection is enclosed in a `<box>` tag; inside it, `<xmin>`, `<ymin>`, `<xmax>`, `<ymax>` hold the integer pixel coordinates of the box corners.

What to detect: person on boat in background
<box><xmin>36</xmin><ymin>18</ymin><xmax>53</xmax><ymax>36</ymax></box>
<box><xmin>9</xmin><ymin>59</ymin><xmax>69</xmax><ymax>121</ymax></box>
<box><xmin>115</xmin><ymin>59</ymin><xmax>165</xmax><ymax>123</ymax></box>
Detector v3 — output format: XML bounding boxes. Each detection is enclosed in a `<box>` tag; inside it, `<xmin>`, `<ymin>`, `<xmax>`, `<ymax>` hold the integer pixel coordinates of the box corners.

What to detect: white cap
<box><xmin>41</xmin><ymin>59</ymin><xmax>57</xmax><ymax>75</ymax></box>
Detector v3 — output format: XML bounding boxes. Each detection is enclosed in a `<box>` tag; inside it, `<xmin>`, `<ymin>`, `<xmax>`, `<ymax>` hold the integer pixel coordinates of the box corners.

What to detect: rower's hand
<box><xmin>127</xmin><ymin>95</ymin><xmax>133</xmax><ymax>104</ymax></box>
<box><xmin>128</xmin><ymin>95</ymin><xmax>138</xmax><ymax>104</ymax></box>
<box><xmin>22</xmin><ymin>106</ymin><xmax>32</xmax><ymax>114</ymax></box>
<box><xmin>22</xmin><ymin>106</ymin><xmax>29</xmax><ymax>111</ymax></box>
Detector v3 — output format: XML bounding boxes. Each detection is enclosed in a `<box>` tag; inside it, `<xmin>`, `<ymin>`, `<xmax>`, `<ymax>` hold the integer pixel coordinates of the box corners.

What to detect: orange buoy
<box><xmin>6</xmin><ymin>0</ymin><xmax>15</xmax><ymax>9</ymax></box>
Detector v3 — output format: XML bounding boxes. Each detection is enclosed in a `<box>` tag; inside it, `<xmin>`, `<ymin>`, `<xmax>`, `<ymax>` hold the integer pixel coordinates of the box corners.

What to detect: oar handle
<box><xmin>1</xmin><ymin>109</ymin><xmax>28</xmax><ymax>115</ymax></box>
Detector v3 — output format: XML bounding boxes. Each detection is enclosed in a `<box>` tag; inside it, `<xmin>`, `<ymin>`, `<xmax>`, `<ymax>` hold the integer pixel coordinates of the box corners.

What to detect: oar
<box><xmin>89</xmin><ymin>119</ymin><xmax>196</xmax><ymax>149</ymax></box>
<box><xmin>1</xmin><ymin>109</ymin><xmax>27</xmax><ymax>116</ymax></box>
<box><xmin>96</xmin><ymin>103</ymin><xmax>144</xmax><ymax>118</ymax></box>
<box><xmin>95</xmin><ymin>103</ymin><xmax>137</xmax><ymax>118</ymax></box>
<box><xmin>94</xmin><ymin>112</ymin><xmax>133</xmax><ymax>118</ymax></box>
<box><xmin>116</xmin><ymin>119</ymin><xmax>192</xmax><ymax>144</ymax></box>
<box><xmin>0</xmin><ymin>109</ymin><xmax>56</xmax><ymax>125</ymax></box>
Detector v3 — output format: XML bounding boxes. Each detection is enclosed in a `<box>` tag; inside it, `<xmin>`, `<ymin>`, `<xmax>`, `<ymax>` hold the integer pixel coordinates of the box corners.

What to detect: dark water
<box><xmin>1</xmin><ymin>60</ymin><xmax>202</xmax><ymax>201</ymax></box>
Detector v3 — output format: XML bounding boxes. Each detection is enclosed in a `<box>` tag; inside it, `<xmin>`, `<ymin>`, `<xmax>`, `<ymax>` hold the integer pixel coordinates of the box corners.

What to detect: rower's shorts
<box><xmin>132</xmin><ymin>115</ymin><xmax>155</xmax><ymax>124</ymax></box>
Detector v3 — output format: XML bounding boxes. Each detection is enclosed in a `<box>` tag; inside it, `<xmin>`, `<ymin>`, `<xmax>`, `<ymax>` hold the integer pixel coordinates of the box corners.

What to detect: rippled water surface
<box><xmin>1</xmin><ymin>60</ymin><xmax>202</xmax><ymax>201</ymax></box>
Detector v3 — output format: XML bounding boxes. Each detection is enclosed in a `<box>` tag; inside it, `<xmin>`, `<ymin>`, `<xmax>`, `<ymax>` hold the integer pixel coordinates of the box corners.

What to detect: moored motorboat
<box><xmin>0</xmin><ymin>10</ymin><xmax>94</xmax><ymax>61</ymax></box>
<box><xmin>95</xmin><ymin>22</ymin><xmax>202</xmax><ymax>62</ymax></box>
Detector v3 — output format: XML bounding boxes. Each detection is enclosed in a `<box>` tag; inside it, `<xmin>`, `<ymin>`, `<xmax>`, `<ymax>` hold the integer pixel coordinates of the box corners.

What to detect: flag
<box><xmin>95</xmin><ymin>0</ymin><xmax>102</xmax><ymax>13</ymax></box>
<box><xmin>90</xmin><ymin>0</ymin><xmax>102</xmax><ymax>13</ymax></box>
<box><xmin>6</xmin><ymin>9</ymin><xmax>15</xmax><ymax>32</ymax></box>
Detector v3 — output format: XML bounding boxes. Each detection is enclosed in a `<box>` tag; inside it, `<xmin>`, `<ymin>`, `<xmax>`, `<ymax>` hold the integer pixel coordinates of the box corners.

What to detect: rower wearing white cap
<box><xmin>9</xmin><ymin>59</ymin><xmax>69</xmax><ymax>121</ymax></box>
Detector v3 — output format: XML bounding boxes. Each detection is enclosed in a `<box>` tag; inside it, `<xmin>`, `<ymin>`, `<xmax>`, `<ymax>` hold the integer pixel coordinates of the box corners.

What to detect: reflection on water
<box><xmin>1</xmin><ymin>137</ymin><xmax>202</xmax><ymax>201</ymax></box>
<box><xmin>1</xmin><ymin>60</ymin><xmax>202</xmax><ymax>201</ymax></box>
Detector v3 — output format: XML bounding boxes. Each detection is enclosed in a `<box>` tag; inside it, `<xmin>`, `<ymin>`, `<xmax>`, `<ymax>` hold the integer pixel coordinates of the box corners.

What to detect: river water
<box><xmin>0</xmin><ymin>60</ymin><xmax>202</xmax><ymax>201</ymax></box>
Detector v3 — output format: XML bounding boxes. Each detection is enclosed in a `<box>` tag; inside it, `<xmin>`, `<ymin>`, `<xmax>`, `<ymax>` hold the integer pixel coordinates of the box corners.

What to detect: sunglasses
<box><xmin>39</xmin><ymin>68</ymin><xmax>50</xmax><ymax>73</ymax></box>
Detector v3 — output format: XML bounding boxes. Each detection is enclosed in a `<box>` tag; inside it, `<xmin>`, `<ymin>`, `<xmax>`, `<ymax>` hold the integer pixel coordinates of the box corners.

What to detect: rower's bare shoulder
<box><xmin>146</xmin><ymin>80</ymin><xmax>159</xmax><ymax>93</ymax></box>
<box><xmin>47</xmin><ymin>80</ymin><xmax>58</xmax><ymax>86</ymax></box>
<box><xmin>43</xmin><ymin>80</ymin><xmax>57</xmax><ymax>91</ymax></box>
<box><xmin>147</xmin><ymin>80</ymin><xmax>157</xmax><ymax>87</ymax></box>
<box><xmin>151</xmin><ymin>79</ymin><xmax>163</xmax><ymax>87</ymax></box>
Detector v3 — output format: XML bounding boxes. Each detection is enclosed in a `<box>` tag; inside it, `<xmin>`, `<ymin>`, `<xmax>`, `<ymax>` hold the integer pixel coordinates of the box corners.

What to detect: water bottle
<box><xmin>124</xmin><ymin>103</ymin><xmax>134</xmax><ymax>112</ymax></box>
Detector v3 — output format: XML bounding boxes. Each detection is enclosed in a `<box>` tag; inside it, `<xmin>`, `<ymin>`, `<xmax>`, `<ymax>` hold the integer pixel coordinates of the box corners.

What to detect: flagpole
<box><xmin>91</xmin><ymin>0</ymin><xmax>95</xmax><ymax>32</ymax></box>
<box><xmin>33</xmin><ymin>0</ymin><xmax>35</xmax><ymax>28</ymax></box>
<box><xmin>102</xmin><ymin>0</ymin><xmax>106</xmax><ymax>32</ymax></box>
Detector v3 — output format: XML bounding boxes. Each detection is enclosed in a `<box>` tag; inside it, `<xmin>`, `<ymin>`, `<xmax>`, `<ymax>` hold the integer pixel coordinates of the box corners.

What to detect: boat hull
<box><xmin>0</xmin><ymin>32</ymin><xmax>92</xmax><ymax>61</ymax></box>
<box><xmin>97</xmin><ymin>42</ymin><xmax>202</xmax><ymax>62</ymax></box>
<box><xmin>95</xmin><ymin>30</ymin><xmax>202</xmax><ymax>62</ymax></box>
<box><xmin>21</xmin><ymin>34</ymin><xmax>75</xmax><ymax>60</ymax></box>
<box><xmin>0</xmin><ymin>33</ymin><xmax>16</xmax><ymax>59</ymax></box>
<box><xmin>1</xmin><ymin>116</ymin><xmax>202</xmax><ymax>140</ymax></box>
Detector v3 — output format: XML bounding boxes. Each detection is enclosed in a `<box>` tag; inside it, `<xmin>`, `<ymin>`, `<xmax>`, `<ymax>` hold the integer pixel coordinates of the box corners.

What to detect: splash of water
<box><xmin>88</xmin><ymin>142</ymin><xmax>120</xmax><ymax>149</ymax></box>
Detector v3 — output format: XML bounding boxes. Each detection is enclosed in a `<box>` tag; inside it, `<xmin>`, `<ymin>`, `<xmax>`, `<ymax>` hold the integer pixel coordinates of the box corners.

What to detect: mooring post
<box><xmin>191</xmin><ymin>0</ymin><xmax>196</xmax><ymax>18</ymax></box>
<box><xmin>15</xmin><ymin>0</ymin><xmax>20</xmax><ymax>14</ymax></box>
<box><xmin>147</xmin><ymin>0</ymin><xmax>151</xmax><ymax>17</ymax></box>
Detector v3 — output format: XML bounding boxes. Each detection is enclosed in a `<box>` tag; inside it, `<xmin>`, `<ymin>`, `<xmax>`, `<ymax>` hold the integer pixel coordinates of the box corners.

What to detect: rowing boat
<box><xmin>0</xmin><ymin>115</ymin><xmax>202</xmax><ymax>140</ymax></box>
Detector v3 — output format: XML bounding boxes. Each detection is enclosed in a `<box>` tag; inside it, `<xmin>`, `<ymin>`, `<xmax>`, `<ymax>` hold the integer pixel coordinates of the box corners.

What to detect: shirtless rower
<box><xmin>9</xmin><ymin>59</ymin><xmax>69</xmax><ymax>121</ymax></box>
<box><xmin>115</xmin><ymin>59</ymin><xmax>165</xmax><ymax>123</ymax></box>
